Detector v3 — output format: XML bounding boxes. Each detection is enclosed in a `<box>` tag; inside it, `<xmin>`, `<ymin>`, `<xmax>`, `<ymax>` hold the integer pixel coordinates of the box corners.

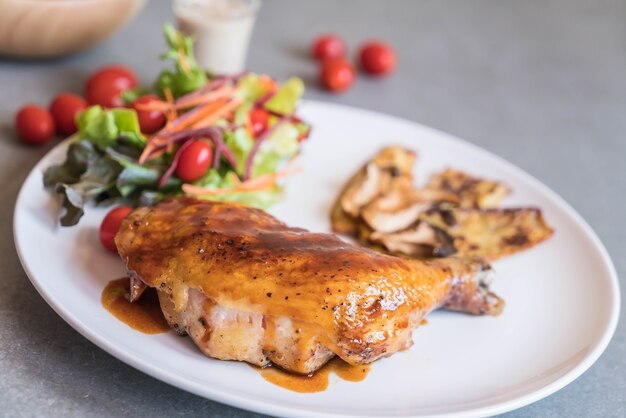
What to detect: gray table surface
<box><xmin>1</xmin><ymin>1</ymin><xmax>624</xmax><ymax>417</ymax></box>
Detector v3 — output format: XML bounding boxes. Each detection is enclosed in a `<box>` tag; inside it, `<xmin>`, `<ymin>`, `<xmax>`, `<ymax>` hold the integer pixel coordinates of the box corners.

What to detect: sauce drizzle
<box><xmin>255</xmin><ymin>357</ymin><xmax>371</xmax><ymax>393</ymax></box>
<box><xmin>101</xmin><ymin>278</ymin><xmax>169</xmax><ymax>334</ymax></box>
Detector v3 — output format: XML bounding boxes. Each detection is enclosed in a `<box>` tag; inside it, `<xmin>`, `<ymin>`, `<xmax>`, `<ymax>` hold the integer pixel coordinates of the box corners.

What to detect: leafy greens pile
<box><xmin>44</xmin><ymin>24</ymin><xmax>309</xmax><ymax>226</ymax></box>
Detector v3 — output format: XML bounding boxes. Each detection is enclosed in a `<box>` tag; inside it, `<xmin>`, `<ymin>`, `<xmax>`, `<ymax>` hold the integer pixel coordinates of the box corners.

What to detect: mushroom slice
<box><xmin>373</xmin><ymin>146</ymin><xmax>417</xmax><ymax>178</ymax></box>
<box><xmin>340</xmin><ymin>162</ymin><xmax>389</xmax><ymax>217</ymax></box>
<box><xmin>371</xmin><ymin>221</ymin><xmax>437</xmax><ymax>244</ymax></box>
<box><xmin>420</xmin><ymin>208</ymin><xmax>554</xmax><ymax>261</ymax></box>
<box><xmin>411</xmin><ymin>188</ymin><xmax>460</xmax><ymax>206</ymax></box>
<box><xmin>360</xmin><ymin>183</ymin><xmax>455</xmax><ymax>234</ymax></box>
<box><xmin>425</xmin><ymin>168</ymin><xmax>510</xmax><ymax>208</ymax></box>
<box><xmin>362</xmin><ymin>200</ymin><xmax>432</xmax><ymax>234</ymax></box>
<box><xmin>366</xmin><ymin>186</ymin><xmax>411</xmax><ymax>211</ymax></box>
<box><xmin>371</xmin><ymin>222</ymin><xmax>455</xmax><ymax>258</ymax></box>
<box><xmin>330</xmin><ymin>198</ymin><xmax>359</xmax><ymax>236</ymax></box>
<box><xmin>332</xmin><ymin>146</ymin><xmax>419</xmax><ymax>229</ymax></box>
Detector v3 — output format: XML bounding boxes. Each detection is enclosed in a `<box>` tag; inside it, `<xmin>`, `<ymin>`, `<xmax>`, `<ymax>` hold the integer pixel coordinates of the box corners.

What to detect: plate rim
<box><xmin>13</xmin><ymin>99</ymin><xmax>621</xmax><ymax>418</ymax></box>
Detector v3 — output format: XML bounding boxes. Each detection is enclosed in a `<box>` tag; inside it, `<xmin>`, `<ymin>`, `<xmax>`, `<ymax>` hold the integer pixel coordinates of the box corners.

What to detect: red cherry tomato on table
<box><xmin>15</xmin><ymin>105</ymin><xmax>55</xmax><ymax>145</ymax></box>
<box><xmin>311</xmin><ymin>34</ymin><xmax>346</xmax><ymax>60</ymax></box>
<box><xmin>320</xmin><ymin>58</ymin><xmax>355</xmax><ymax>92</ymax></box>
<box><xmin>86</xmin><ymin>65</ymin><xmax>137</xmax><ymax>107</ymax></box>
<box><xmin>249</xmin><ymin>107</ymin><xmax>269</xmax><ymax>137</ymax></box>
<box><xmin>359</xmin><ymin>41</ymin><xmax>397</xmax><ymax>75</ymax></box>
<box><xmin>49</xmin><ymin>93</ymin><xmax>87</xmax><ymax>135</ymax></box>
<box><xmin>175</xmin><ymin>141</ymin><xmax>213</xmax><ymax>182</ymax></box>
<box><xmin>99</xmin><ymin>206</ymin><xmax>133</xmax><ymax>253</ymax></box>
<box><xmin>132</xmin><ymin>95</ymin><xmax>166</xmax><ymax>135</ymax></box>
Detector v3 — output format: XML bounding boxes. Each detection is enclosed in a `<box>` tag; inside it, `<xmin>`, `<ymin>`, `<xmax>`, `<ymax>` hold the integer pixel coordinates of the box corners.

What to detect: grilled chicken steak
<box><xmin>116</xmin><ymin>197</ymin><xmax>502</xmax><ymax>374</ymax></box>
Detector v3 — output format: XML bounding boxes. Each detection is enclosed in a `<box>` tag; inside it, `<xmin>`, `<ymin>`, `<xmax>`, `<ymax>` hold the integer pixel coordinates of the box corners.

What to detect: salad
<box><xmin>44</xmin><ymin>24</ymin><xmax>310</xmax><ymax>226</ymax></box>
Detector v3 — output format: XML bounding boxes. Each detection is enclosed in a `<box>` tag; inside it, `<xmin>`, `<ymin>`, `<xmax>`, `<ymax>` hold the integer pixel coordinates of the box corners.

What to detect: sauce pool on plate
<box><xmin>254</xmin><ymin>357</ymin><xmax>371</xmax><ymax>393</ymax></box>
<box><xmin>101</xmin><ymin>277</ymin><xmax>170</xmax><ymax>334</ymax></box>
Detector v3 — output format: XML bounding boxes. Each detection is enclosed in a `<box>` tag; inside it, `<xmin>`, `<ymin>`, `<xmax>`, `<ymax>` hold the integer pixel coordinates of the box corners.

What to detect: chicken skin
<box><xmin>116</xmin><ymin>198</ymin><xmax>502</xmax><ymax>374</ymax></box>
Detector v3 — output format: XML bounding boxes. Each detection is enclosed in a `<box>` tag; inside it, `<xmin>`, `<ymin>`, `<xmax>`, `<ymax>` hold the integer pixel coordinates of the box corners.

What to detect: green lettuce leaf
<box><xmin>223</xmin><ymin>122</ymin><xmax>299</xmax><ymax>178</ymax></box>
<box><xmin>234</xmin><ymin>73</ymin><xmax>271</xmax><ymax>103</ymax></box>
<box><xmin>224</xmin><ymin>128</ymin><xmax>254</xmax><ymax>175</ymax></box>
<box><xmin>43</xmin><ymin>138</ymin><xmax>95</xmax><ymax>187</ymax></box>
<box><xmin>106</xmin><ymin>148</ymin><xmax>181</xmax><ymax>197</ymax></box>
<box><xmin>76</xmin><ymin>106</ymin><xmax>145</xmax><ymax>151</ymax></box>
<box><xmin>252</xmin><ymin>122</ymin><xmax>299</xmax><ymax>177</ymax></box>
<box><xmin>54</xmin><ymin>153</ymin><xmax>122</xmax><ymax>226</ymax></box>
<box><xmin>154</xmin><ymin>24</ymin><xmax>208</xmax><ymax>97</ymax></box>
<box><xmin>265</xmin><ymin>77</ymin><xmax>304</xmax><ymax>115</ymax></box>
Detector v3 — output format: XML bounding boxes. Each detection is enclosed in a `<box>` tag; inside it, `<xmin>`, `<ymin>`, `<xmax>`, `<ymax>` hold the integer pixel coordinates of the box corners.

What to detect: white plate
<box><xmin>14</xmin><ymin>101</ymin><xmax>620</xmax><ymax>418</ymax></box>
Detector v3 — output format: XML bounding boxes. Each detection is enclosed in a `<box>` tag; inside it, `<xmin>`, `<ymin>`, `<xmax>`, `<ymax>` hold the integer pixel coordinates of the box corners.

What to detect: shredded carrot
<box><xmin>192</xmin><ymin>99</ymin><xmax>243</xmax><ymax>129</ymax></box>
<box><xmin>134</xmin><ymin>88</ymin><xmax>177</xmax><ymax>118</ymax></box>
<box><xmin>178</xmin><ymin>39</ymin><xmax>191</xmax><ymax>75</ymax></box>
<box><xmin>182</xmin><ymin>158</ymin><xmax>301</xmax><ymax>196</ymax></box>
<box><xmin>138</xmin><ymin>132</ymin><xmax>174</xmax><ymax>164</ymax></box>
<box><xmin>135</xmin><ymin>86</ymin><xmax>235</xmax><ymax>112</ymax></box>
<box><xmin>144</xmin><ymin>147</ymin><xmax>167</xmax><ymax>161</ymax></box>
<box><xmin>138</xmin><ymin>141</ymin><xmax>157</xmax><ymax>164</ymax></box>
<box><xmin>175</xmin><ymin>98</ymin><xmax>229</xmax><ymax>130</ymax></box>
<box><xmin>164</xmin><ymin>87</ymin><xmax>174</xmax><ymax>104</ymax></box>
<box><xmin>258</xmin><ymin>75</ymin><xmax>277</xmax><ymax>91</ymax></box>
<box><xmin>176</xmin><ymin>85</ymin><xmax>234</xmax><ymax>109</ymax></box>
<box><xmin>245</xmin><ymin>110</ymin><xmax>253</xmax><ymax>137</ymax></box>
<box><xmin>134</xmin><ymin>99</ymin><xmax>168</xmax><ymax>112</ymax></box>
<box><xmin>229</xmin><ymin>171</ymin><xmax>242</xmax><ymax>185</ymax></box>
<box><xmin>163</xmin><ymin>88</ymin><xmax>177</xmax><ymax>124</ymax></box>
<box><xmin>182</xmin><ymin>178</ymin><xmax>274</xmax><ymax>196</ymax></box>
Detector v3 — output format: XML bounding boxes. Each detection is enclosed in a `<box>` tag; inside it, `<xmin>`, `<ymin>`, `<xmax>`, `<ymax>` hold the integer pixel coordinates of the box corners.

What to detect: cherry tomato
<box><xmin>359</xmin><ymin>41</ymin><xmax>397</xmax><ymax>75</ymax></box>
<box><xmin>49</xmin><ymin>93</ymin><xmax>87</xmax><ymax>135</ymax></box>
<box><xmin>99</xmin><ymin>206</ymin><xmax>133</xmax><ymax>253</ymax></box>
<box><xmin>249</xmin><ymin>107</ymin><xmax>269</xmax><ymax>137</ymax></box>
<box><xmin>311</xmin><ymin>34</ymin><xmax>347</xmax><ymax>60</ymax></box>
<box><xmin>175</xmin><ymin>141</ymin><xmax>213</xmax><ymax>182</ymax></box>
<box><xmin>132</xmin><ymin>95</ymin><xmax>166</xmax><ymax>135</ymax></box>
<box><xmin>87</xmin><ymin>65</ymin><xmax>137</xmax><ymax>94</ymax></box>
<box><xmin>86</xmin><ymin>82</ymin><xmax>125</xmax><ymax>108</ymax></box>
<box><xmin>320</xmin><ymin>58</ymin><xmax>355</xmax><ymax>92</ymax></box>
<box><xmin>15</xmin><ymin>105</ymin><xmax>55</xmax><ymax>145</ymax></box>
<box><xmin>86</xmin><ymin>65</ymin><xmax>137</xmax><ymax>107</ymax></box>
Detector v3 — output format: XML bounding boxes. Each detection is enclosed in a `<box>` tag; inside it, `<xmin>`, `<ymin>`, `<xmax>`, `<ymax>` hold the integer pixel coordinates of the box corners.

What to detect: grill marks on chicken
<box><xmin>116</xmin><ymin>198</ymin><xmax>502</xmax><ymax>374</ymax></box>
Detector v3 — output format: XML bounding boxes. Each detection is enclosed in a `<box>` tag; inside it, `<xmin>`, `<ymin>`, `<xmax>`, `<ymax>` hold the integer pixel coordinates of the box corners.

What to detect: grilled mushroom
<box><xmin>340</xmin><ymin>162</ymin><xmax>388</xmax><ymax>217</ymax></box>
<box><xmin>330</xmin><ymin>198</ymin><xmax>359</xmax><ymax>236</ymax></box>
<box><xmin>420</xmin><ymin>208</ymin><xmax>554</xmax><ymax>261</ymax></box>
<box><xmin>331</xmin><ymin>145</ymin><xmax>553</xmax><ymax>263</ymax></box>
<box><xmin>333</xmin><ymin>146</ymin><xmax>418</xmax><ymax>225</ymax></box>
<box><xmin>372</xmin><ymin>146</ymin><xmax>416</xmax><ymax>177</ymax></box>
<box><xmin>360</xmin><ymin>185</ymin><xmax>459</xmax><ymax>234</ymax></box>
<box><xmin>370</xmin><ymin>221</ymin><xmax>455</xmax><ymax>257</ymax></box>
<box><xmin>362</xmin><ymin>201</ymin><xmax>431</xmax><ymax>234</ymax></box>
<box><xmin>425</xmin><ymin>168</ymin><xmax>510</xmax><ymax>209</ymax></box>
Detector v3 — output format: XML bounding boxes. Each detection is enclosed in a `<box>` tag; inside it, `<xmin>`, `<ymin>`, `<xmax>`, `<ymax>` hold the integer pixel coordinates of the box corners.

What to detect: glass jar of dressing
<box><xmin>173</xmin><ymin>0</ymin><xmax>260</xmax><ymax>75</ymax></box>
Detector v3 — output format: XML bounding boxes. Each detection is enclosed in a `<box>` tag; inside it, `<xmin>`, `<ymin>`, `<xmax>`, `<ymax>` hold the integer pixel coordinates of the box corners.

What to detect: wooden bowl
<box><xmin>0</xmin><ymin>0</ymin><xmax>147</xmax><ymax>59</ymax></box>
